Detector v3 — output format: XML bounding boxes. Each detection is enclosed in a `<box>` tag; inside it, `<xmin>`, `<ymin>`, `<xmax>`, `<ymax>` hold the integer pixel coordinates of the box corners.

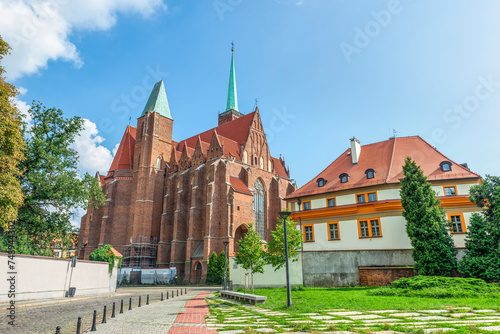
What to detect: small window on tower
<box><xmin>157</xmin><ymin>156</ymin><xmax>162</xmax><ymax>170</ymax></box>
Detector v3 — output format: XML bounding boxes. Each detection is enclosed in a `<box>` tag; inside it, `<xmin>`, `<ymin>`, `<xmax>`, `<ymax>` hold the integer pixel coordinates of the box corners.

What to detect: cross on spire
<box><xmin>231</xmin><ymin>41</ymin><xmax>234</xmax><ymax>52</ymax></box>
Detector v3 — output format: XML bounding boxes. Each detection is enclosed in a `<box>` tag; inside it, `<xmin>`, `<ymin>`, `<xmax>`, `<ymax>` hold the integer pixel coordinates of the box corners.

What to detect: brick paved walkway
<box><xmin>169</xmin><ymin>292</ymin><xmax>217</xmax><ymax>334</ymax></box>
<box><xmin>88</xmin><ymin>291</ymin><xmax>217</xmax><ymax>334</ymax></box>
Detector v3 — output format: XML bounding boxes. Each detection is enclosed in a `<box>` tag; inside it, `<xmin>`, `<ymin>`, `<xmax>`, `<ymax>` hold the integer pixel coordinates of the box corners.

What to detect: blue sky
<box><xmin>2</xmin><ymin>1</ymin><xmax>500</xmax><ymax>224</ymax></box>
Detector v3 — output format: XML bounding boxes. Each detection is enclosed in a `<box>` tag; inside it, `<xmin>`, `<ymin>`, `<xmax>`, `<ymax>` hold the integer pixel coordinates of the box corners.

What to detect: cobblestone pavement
<box><xmin>206</xmin><ymin>293</ymin><xmax>500</xmax><ymax>333</ymax></box>
<box><xmin>0</xmin><ymin>286</ymin><xmax>216</xmax><ymax>334</ymax></box>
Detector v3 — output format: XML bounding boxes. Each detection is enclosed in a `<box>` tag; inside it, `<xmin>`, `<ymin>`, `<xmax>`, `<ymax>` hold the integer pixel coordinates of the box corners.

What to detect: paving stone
<box><xmin>310</xmin><ymin>315</ymin><xmax>334</xmax><ymax>320</ymax></box>
<box><xmin>410</xmin><ymin>315</ymin><xmax>449</xmax><ymax>321</ymax></box>
<box><xmin>370</xmin><ymin>310</ymin><xmax>401</xmax><ymax>313</ymax></box>
<box><xmin>347</xmin><ymin>314</ymin><xmax>384</xmax><ymax>320</ymax></box>
<box><xmin>479</xmin><ymin>326</ymin><xmax>500</xmax><ymax>331</ymax></box>
<box><xmin>418</xmin><ymin>310</ymin><xmax>449</xmax><ymax>314</ymax></box>
<box><xmin>289</xmin><ymin>320</ymin><xmax>314</xmax><ymax>323</ymax></box>
<box><xmin>218</xmin><ymin>331</ymin><xmax>245</xmax><ymax>334</ymax></box>
<box><xmin>473</xmin><ymin>309</ymin><xmax>497</xmax><ymax>313</ymax></box>
<box><xmin>324</xmin><ymin>320</ymin><xmax>354</xmax><ymax>324</ymax></box>
<box><xmin>448</xmin><ymin>312</ymin><xmax>476</xmax><ymax>317</ymax></box>
<box><xmin>327</xmin><ymin>311</ymin><xmax>363</xmax><ymax>316</ymax></box>
<box><xmin>388</xmin><ymin>312</ymin><xmax>422</xmax><ymax>317</ymax></box>
<box><xmin>363</xmin><ymin>318</ymin><xmax>402</xmax><ymax>323</ymax></box>
<box><xmin>256</xmin><ymin>328</ymin><xmax>276</xmax><ymax>332</ymax></box>
<box><xmin>299</xmin><ymin>312</ymin><xmax>320</xmax><ymax>316</ymax></box>
<box><xmin>373</xmin><ymin>331</ymin><xmax>404</xmax><ymax>334</ymax></box>
<box><xmin>225</xmin><ymin>316</ymin><xmax>260</xmax><ymax>320</ymax></box>
<box><xmin>423</xmin><ymin>329</ymin><xmax>455</xmax><ymax>333</ymax></box>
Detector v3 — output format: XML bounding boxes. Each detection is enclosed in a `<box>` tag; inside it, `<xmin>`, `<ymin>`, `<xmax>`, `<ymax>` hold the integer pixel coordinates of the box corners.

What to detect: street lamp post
<box><xmin>278</xmin><ymin>211</ymin><xmax>292</xmax><ymax>307</ymax></box>
<box><xmin>222</xmin><ymin>241</ymin><xmax>229</xmax><ymax>290</ymax></box>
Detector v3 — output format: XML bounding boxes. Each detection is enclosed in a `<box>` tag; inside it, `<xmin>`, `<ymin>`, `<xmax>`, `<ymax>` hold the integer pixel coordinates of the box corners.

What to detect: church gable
<box><xmin>178</xmin><ymin>143</ymin><xmax>192</xmax><ymax>170</ymax></box>
<box><xmin>191</xmin><ymin>136</ymin><xmax>207</xmax><ymax>166</ymax></box>
<box><xmin>241</xmin><ymin>109</ymin><xmax>271</xmax><ymax>171</ymax></box>
<box><xmin>207</xmin><ymin>130</ymin><xmax>223</xmax><ymax>161</ymax></box>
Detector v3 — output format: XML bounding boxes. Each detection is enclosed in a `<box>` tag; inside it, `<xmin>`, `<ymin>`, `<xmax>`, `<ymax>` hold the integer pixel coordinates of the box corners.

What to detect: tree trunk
<box><xmin>251</xmin><ymin>263</ymin><xmax>254</xmax><ymax>294</ymax></box>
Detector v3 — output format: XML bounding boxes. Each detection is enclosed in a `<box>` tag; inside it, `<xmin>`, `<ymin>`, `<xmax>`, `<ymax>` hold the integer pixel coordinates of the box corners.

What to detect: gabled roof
<box><xmin>287</xmin><ymin>136</ymin><xmax>480</xmax><ymax>199</ymax></box>
<box><xmin>107</xmin><ymin>126</ymin><xmax>137</xmax><ymax>175</ymax></box>
<box><xmin>273</xmin><ymin>157</ymin><xmax>289</xmax><ymax>179</ymax></box>
<box><xmin>140</xmin><ymin>80</ymin><xmax>173</xmax><ymax>120</ymax></box>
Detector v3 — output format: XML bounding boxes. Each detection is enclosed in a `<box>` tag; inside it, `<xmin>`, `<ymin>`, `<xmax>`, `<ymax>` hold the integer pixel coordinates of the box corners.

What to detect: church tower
<box><xmin>218</xmin><ymin>44</ymin><xmax>244</xmax><ymax>125</ymax></box>
<box><xmin>128</xmin><ymin>80</ymin><xmax>174</xmax><ymax>258</ymax></box>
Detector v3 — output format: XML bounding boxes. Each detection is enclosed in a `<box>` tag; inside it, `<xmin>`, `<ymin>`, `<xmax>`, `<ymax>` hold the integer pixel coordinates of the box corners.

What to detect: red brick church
<box><xmin>78</xmin><ymin>49</ymin><xmax>295</xmax><ymax>283</ymax></box>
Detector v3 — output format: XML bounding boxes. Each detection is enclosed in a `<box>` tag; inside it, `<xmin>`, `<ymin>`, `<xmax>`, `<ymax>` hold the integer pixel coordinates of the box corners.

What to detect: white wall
<box><xmin>0</xmin><ymin>253</ymin><xmax>118</xmax><ymax>302</ymax></box>
<box><xmin>230</xmin><ymin>256</ymin><xmax>303</xmax><ymax>288</ymax></box>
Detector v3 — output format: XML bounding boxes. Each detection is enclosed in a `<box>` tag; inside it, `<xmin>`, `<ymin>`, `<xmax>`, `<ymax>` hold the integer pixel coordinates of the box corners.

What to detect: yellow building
<box><xmin>286</xmin><ymin>136</ymin><xmax>481</xmax><ymax>287</ymax></box>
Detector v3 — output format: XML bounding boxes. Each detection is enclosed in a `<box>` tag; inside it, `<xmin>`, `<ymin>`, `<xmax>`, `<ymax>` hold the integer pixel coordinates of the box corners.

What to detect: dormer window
<box><xmin>317</xmin><ymin>178</ymin><xmax>326</xmax><ymax>187</ymax></box>
<box><xmin>440</xmin><ymin>161</ymin><xmax>452</xmax><ymax>172</ymax></box>
<box><xmin>340</xmin><ymin>173</ymin><xmax>349</xmax><ymax>183</ymax></box>
<box><xmin>365</xmin><ymin>169</ymin><xmax>375</xmax><ymax>179</ymax></box>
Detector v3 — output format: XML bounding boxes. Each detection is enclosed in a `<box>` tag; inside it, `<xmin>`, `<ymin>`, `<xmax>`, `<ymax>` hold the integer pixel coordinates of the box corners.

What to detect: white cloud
<box><xmin>0</xmin><ymin>0</ymin><xmax>166</xmax><ymax>80</ymax></box>
<box><xmin>112</xmin><ymin>142</ymin><xmax>120</xmax><ymax>156</ymax></box>
<box><xmin>71</xmin><ymin>118</ymin><xmax>114</xmax><ymax>176</ymax></box>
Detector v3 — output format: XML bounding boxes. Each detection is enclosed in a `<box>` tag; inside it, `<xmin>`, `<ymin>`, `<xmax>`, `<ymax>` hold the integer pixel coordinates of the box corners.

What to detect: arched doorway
<box><xmin>234</xmin><ymin>224</ymin><xmax>248</xmax><ymax>253</ymax></box>
<box><xmin>194</xmin><ymin>262</ymin><xmax>202</xmax><ymax>284</ymax></box>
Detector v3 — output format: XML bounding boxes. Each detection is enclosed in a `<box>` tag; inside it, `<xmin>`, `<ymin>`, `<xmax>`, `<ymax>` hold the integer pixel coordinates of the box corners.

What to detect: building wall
<box><xmin>230</xmin><ymin>257</ymin><xmax>303</xmax><ymax>288</ymax></box>
<box><xmin>0</xmin><ymin>253</ymin><xmax>117</xmax><ymax>302</ymax></box>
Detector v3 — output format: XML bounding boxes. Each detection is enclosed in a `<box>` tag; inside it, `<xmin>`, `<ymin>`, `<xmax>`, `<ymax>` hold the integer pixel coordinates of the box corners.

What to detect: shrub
<box><xmin>370</xmin><ymin>275</ymin><xmax>500</xmax><ymax>298</ymax></box>
<box><xmin>89</xmin><ymin>244</ymin><xmax>121</xmax><ymax>272</ymax></box>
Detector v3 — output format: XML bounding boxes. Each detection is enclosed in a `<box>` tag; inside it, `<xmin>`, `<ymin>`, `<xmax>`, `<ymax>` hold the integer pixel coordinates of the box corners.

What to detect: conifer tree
<box><xmin>458</xmin><ymin>175</ymin><xmax>500</xmax><ymax>280</ymax></box>
<box><xmin>400</xmin><ymin>157</ymin><xmax>457</xmax><ymax>276</ymax></box>
<box><xmin>206</xmin><ymin>252</ymin><xmax>219</xmax><ymax>284</ymax></box>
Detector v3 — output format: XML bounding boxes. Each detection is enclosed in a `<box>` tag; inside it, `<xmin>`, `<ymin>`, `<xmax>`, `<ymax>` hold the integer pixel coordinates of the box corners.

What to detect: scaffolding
<box><xmin>122</xmin><ymin>236</ymin><xmax>158</xmax><ymax>268</ymax></box>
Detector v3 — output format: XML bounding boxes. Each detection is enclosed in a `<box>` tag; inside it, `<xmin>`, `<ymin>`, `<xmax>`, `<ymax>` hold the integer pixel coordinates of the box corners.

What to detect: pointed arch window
<box><xmin>243</xmin><ymin>150</ymin><xmax>248</xmax><ymax>164</ymax></box>
<box><xmin>254</xmin><ymin>179</ymin><xmax>266</xmax><ymax>240</ymax></box>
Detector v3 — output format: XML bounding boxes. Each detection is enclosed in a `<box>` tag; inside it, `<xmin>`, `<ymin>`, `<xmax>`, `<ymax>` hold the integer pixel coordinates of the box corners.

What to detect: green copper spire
<box><xmin>225</xmin><ymin>45</ymin><xmax>239</xmax><ymax>112</ymax></box>
<box><xmin>141</xmin><ymin>80</ymin><xmax>173</xmax><ymax>119</ymax></box>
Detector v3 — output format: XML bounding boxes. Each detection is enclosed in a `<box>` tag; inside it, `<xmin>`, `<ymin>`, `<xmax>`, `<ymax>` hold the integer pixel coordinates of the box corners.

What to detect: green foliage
<box><xmin>459</xmin><ymin>176</ymin><xmax>500</xmax><ymax>280</ymax></box>
<box><xmin>89</xmin><ymin>244</ymin><xmax>121</xmax><ymax>272</ymax></box>
<box><xmin>0</xmin><ymin>102</ymin><xmax>105</xmax><ymax>255</ymax></box>
<box><xmin>234</xmin><ymin>222</ymin><xmax>265</xmax><ymax>293</ymax></box>
<box><xmin>265</xmin><ymin>215</ymin><xmax>303</xmax><ymax>271</ymax></box>
<box><xmin>207</xmin><ymin>252</ymin><xmax>221</xmax><ymax>284</ymax></box>
<box><xmin>400</xmin><ymin>157</ymin><xmax>457</xmax><ymax>276</ymax></box>
<box><xmin>206</xmin><ymin>250</ymin><xmax>230</xmax><ymax>284</ymax></box>
<box><xmin>370</xmin><ymin>275</ymin><xmax>500</xmax><ymax>298</ymax></box>
<box><xmin>0</xmin><ymin>35</ymin><xmax>25</xmax><ymax>229</ymax></box>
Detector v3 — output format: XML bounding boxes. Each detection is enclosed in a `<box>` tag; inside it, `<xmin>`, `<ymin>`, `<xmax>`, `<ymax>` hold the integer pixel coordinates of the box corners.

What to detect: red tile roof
<box><xmin>229</xmin><ymin>176</ymin><xmax>252</xmax><ymax>195</ymax></box>
<box><xmin>287</xmin><ymin>136</ymin><xmax>480</xmax><ymax>199</ymax></box>
<box><xmin>273</xmin><ymin>157</ymin><xmax>289</xmax><ymax>178</ymax></box>
<box><xmin>107</xmin><ymin>126</ymin><xmax>136</xmax><ymax>175</ymax></box>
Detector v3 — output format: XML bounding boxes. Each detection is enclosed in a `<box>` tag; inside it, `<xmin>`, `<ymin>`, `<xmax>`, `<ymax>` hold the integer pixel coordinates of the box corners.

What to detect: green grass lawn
<box><xmin>249</xmin><ymin>287</ymin><xmax>500</xmax><ymax>313</ymax></box>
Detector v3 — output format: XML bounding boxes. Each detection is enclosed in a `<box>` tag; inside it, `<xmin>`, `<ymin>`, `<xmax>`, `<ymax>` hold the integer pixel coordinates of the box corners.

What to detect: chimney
<box><xmin>350</xmin><ymin>137</ymin><xmax>361</xmax><ymax>165</ymax></box>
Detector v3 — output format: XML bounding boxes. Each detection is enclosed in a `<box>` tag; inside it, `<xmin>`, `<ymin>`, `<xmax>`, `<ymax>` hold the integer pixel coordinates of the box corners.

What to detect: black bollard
<box><xmin>185</xmin><ymin>288</ymin><xmax>187</xmax><ymax>294</ymax></box>
<box><xmin>181</xmin><ymin>288</ymin><xmax>183</xmax><ymax>296</ymax></box>
<box><xmin>102</xmin><ymin>305</ymin><xmax>107</xmax><ymax>324</ymax></box>
<box><xmin>177</xmin><ymin>289</ymin><xmax>179</xmax><ymax>296</ymax></box>
<box><xmin>111</xmin><ymin>302</ymin><xmax>116</xmax><ymax>318</ymax></box>
<box><xmin>129</xmin><ymin>297</ymin><xmax>132</xmax><ymax>311</ymax></box>
<box><xmin>147</xmin><ymin>294</ymin><xmax>149</xmax><ymax>305</ymax></box>
<box><xmin>55</xmin><ymin>326</ymin><xmax>61</xmax><ymax>334</ymax></box>
<box><xmin>138</xmin><ymin>295</ymin><xmax>141</xmax><ymax>307</ymax></box>
<box><xmin>120</xmin><ymin>299</ymin><xmax>124</xmax><ymax>314</ymax></box>
<box><xmin>76</xmin><ymin>317</ymin><xmax>82</xmax><ymax>334</ymax></box>
<box><xmin>90</xmin><ymin>310</ymin><xmax>97</xmax><ymax>331</ymax></box>
<box><xmin>172</xmin><ymin>290</ymin><xmax>174</xmax><ymax>298</ymax></box>
<box><xmin>167</xmin><ymin>291</ymin><xmax>169</xmax><ymax>299</ymax></box>
<box><xmin>161</xmin><ymin>292</ymin><xmax>164</xmax><ymax>301</ymax></box>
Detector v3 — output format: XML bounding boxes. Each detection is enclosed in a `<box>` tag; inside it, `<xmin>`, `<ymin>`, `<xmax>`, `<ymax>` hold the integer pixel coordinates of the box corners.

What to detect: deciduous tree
<box><xmin>400</xmin><ymin>157</ymin><xmax>457</xmax><ymax>276</ymax></box>
<box><xmin>0</xmin><ymin>35</ymin><xmax>25</xmax><ymax>229</ymax></box>
<box><xmin>265</xmin><ymin>215</ymin><xmax>303</xmax><ymax>271</ymax></box>
<box><xmin>0</xmin><ymin>102</ymin><xmax>105</xmax><ymax>255</ymax></box>
<box><xmin>234</xmin><ymin>223</ymin><xmax>265</xmax><ymax>293</ymax></box>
